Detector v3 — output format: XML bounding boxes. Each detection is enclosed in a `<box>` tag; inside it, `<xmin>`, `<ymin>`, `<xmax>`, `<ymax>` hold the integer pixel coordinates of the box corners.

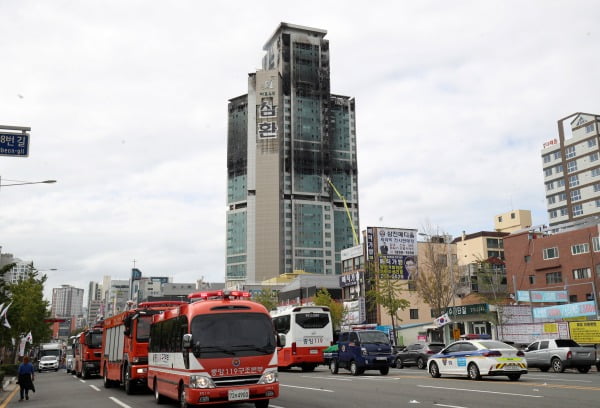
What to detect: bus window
<box><xmin>295</xmin><ymin>312</ymin><xmax>330</xmax><ymax>329</ymax></box>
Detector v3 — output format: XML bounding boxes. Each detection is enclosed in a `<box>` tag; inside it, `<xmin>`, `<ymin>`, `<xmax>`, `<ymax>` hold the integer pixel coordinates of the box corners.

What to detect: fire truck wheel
<box><xmin>154</xmin><ymin>379</ymin><xmax>167</xmax><ymax>404</ymax></box>
<box><xmin>179</xmin><ymin>385</ymin><xmax>188</xmax><ymax>408</ymax></box>
<box><xmin>124</xmin><ymin>368</ymin><xmax>133</xmax><ymax>395</ymax></box>
<box><xmin>103</xmin><ymin>367</ymin><xmax>112</xmax><ymax>388</ymax></box>
<box><xmin>82</xmin><ymin>367</ymin><xmax>89</xmax><ymax>379</ymax></box>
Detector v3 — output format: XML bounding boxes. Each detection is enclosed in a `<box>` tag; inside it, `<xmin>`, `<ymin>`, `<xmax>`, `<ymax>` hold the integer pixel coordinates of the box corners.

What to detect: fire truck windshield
<box><xmin>88</xmin><ymin>332</ymin><xmax>103</xmax><ymax>348</ymax></box>
<box><xmin>191</xmin><ymin>313</ymin><xmax>275</xmax><ymax>358</ymax></box>
<box><xmin>137</xmin><ymin>315</ymin><xmax>152</xmax><ymax>342</ymax></box>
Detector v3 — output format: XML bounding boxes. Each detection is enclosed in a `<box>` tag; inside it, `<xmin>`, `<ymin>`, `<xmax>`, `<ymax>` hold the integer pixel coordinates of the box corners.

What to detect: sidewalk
<box><xmin>0</xmin><ymin>377</ymin><xmax>17</xmax><ymax>406</ymax></box>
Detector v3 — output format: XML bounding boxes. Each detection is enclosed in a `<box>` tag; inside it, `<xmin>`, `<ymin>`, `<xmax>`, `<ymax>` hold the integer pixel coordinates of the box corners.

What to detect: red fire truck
<box><xmin>147</xmin><ymin>290</ymin><xmax>284</xmax><ymax>408</ymax></box>
<box><xmin>101</xmin><ymin>301</ymin><xmax>186</xmax><ymax>394</ymax></box>
<box><xmin>73</xmin><ymin>323</ymin><xmax>103</xmax><ymax>379</ymax></box>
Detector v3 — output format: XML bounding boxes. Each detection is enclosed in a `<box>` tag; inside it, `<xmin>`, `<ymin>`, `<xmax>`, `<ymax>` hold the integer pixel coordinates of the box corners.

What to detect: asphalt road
<box><xmin>3</xmin><ymin>366</ymin><xmax>600</xmax><ymax>408</ymax></box>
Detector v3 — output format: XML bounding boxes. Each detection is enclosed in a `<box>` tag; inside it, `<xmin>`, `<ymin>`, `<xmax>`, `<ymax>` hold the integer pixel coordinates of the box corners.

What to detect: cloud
<box><xmin>0</xmin><ymin>1</ymin><xmax>598</xmax><ymax>302</ymax></box>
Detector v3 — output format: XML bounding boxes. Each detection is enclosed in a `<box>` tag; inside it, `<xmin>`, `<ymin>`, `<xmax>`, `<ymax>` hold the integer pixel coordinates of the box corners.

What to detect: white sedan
<box><xmin>427</xmin><ymin>340</ymin><xmax>527</xmax><ymax>381</ymax></box>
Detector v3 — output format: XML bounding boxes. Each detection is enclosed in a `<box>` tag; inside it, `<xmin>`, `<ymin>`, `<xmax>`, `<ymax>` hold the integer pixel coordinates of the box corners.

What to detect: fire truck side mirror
<box><xmin>277</xmin><ymin>333</ymin><xmax>286</xmax><ymax>348</ymax></box>
<box><xmin>182</xmin><ymin>333</ymin><xmax>193</xmax><ymax>349</ymax></box>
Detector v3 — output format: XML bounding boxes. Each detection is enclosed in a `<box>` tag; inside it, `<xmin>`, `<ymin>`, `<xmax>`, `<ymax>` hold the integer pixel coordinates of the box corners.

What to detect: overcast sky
<box><xmin>1</xmin><ymin>1</ymin><xmax>599</xmax><ymax>302</ymax></box>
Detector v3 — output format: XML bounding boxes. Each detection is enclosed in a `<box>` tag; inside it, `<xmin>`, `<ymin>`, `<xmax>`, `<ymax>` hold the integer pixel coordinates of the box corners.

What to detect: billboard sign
<box><xmin>516</xmin><ymin>290</ymin><xmax>569</xmax><ymax>303</ymax></box>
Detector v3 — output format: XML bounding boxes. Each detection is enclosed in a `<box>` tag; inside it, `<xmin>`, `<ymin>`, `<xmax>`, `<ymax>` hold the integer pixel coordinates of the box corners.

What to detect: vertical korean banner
<box><xmin>374</xmin><ymin>227</ymin><xmax>418</xmax><ymax>280</ymax></box>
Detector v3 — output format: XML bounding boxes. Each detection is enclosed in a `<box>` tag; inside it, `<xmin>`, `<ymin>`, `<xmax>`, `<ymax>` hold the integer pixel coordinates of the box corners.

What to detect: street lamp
<box><xmin>0</xmin><ymin>177</ymin><xmax>57</xmax><ymax>189</ymax></box>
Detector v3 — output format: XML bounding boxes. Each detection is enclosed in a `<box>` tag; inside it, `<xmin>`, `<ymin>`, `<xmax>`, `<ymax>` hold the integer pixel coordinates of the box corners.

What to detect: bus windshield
<box><xmin>191</xmin><ymin>313</ymin><xmax>275</xmax><ymax>358</ymax></box>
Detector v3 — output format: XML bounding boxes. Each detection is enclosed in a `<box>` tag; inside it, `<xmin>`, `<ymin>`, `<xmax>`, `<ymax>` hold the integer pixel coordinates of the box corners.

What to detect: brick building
<box><xmin>504</xmin><ymin>219</ymin><xmax>600</xmax><ymax>306</ymax></box>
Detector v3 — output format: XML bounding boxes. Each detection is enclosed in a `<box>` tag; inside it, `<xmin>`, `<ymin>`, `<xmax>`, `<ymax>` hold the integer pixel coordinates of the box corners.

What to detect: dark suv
<box><xmin>393</xmin><ymin>342</ymin><xmax>445</xmax><ymax>369</ymax></box>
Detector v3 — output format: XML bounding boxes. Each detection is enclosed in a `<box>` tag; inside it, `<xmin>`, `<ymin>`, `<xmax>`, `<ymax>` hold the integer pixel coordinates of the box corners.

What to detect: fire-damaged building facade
<box><xmin>226</xmin><ymin>23</ymin><xmax>359</xmax><ymax>288</ymax></box>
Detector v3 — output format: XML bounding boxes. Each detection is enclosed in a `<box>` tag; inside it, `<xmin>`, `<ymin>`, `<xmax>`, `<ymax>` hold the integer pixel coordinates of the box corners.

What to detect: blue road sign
<box><xmin>0</xmin><ymin>133</ymin><xmax>29</xmax><ymax>157</ymax></box>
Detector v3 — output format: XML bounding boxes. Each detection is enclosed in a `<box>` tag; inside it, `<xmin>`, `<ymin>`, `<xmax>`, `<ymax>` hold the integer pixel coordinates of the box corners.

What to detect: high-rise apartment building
<box><xmin>226</xmin><ymin>23</ymin><xmax>359</xmax><ymax>288</ymax></box>
<box><xmin>51</xmin><ymin>284</ymin><xmax>84</xmax><ymax>318</ymax></box>
<box><xmin>542</xmin><ymin>112</ymin><xmax>600</xmax><ymax>226</ymax></box>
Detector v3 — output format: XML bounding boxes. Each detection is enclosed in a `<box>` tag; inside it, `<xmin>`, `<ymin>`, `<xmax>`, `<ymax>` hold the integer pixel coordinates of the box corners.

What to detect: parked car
<box><xmin>427</xmin><ymin>339</ymin><xmax>527</xmax><ymax>381</ymax></box>
<box><xmin>38</xmin><ymin>355</ymin><xmax>59</xmax><ymax>372</ymax></box>
<box><xmin>523</xmin><ymin>339</ymin><xmax>596</xmax><ymax>373</ymax></box>
<box><xmin>393</xmin><ymin>342</ymin><xmax>445</xmax><ymax>369</ymax></box>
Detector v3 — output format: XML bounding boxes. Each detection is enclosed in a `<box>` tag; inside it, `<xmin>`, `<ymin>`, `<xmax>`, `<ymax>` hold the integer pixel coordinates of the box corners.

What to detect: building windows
<box><xmin>547</xmin><ymin>195</ymin><xmax>556</xmax><ymax>205</ymax></box>
<box><xmin>546</xmin><ymin>181</ymin><xmax>554</xmax><ymax>191</ymax></box>
<box><xmin>497</xmin><ymin>216</ymin><xmax>503</xmax><ymax>222</ymax></box>
<box><xmin>543</xmin><ymin>247</ymin><xmax>559</xmax><ymax>260</ymax></box>
<box><xmin>570</xmin><ymin>189</ymin><xmax>581</xmax><ymax>201</ymax></box>
<box><xmin>593</xmin><ymin>237</ymin><xmax>600</xmax><ymax>252</ymax></box>
<box><xmin>543</xmin><ymin>154</ymin><xmax>551</xmax><ymax>163</ymax></box>
<box><xmin>528</xmin><ymin>275</ymin><xmax>535</xmax><ymax>284</ymax></box>
<box><xmin>560</xmin><ymin>207</ymin><xmax>568</xmax><ymax>216</ymax></box>
<box><xmin>592</xmin><ymin>168</ymin><xmax>600</xmax><ymax>177</ymax></box>
<box><xmin>571</xmin><ymin>243</ymin><xmax>589</xmax><ymax>255</ymax></box>
<box><xmin>557</xmin><ymin>178</ymin><xmax>565</xmax><ymax>188</ymax></box>
<box><xmin>555</xmin><ymin>164</ymin><xmax>564</xmax><ymax>173</ymax></box>
<box><xmin>409</xmin><ymin>309</ymin><xmax>419</xmax><ymax>319</ymax></box>
<box><xmin>567</xmin><ymin>160</ymin><xmax>578</xmax><ymax>173</ymax></box>
<box><xmin>544</xmin><ymin>168</ymin><xmax>553</xmax><ymax>177</ymax></box>
<box><xmin>570</xmin><ymin>294</ymin><xmax>578</xmax><ymax>303</ymax></box>
<box><xmin>549</xmin><ymin>210</ymin><xmax>557</xmax><ymax>219</ymax></box>
<box><xmin>566</xmin><ymin>145</ymin><xmax>576</xmax><ymax>159</ymax></box>
<box><xmin>586</xmin><ymin>124</ymin><xmax>596</xmax><ymax>133</ymax></box>
<box><xmin>511</xmin><ymin>212</ymin><xmax>516</xmax><ymax>219</ymax></box>
<box><xmin>590</xmin><ymin>152</ymin><xmax>599</xmax><ymax>162</ymax></box>
<box><xmin>524</xmin><ymin>255</ymin><xmax>531</xmax><ymax>263</ymax></box>
<box><xmin>558</xmin><ymin>192</ymin><xmax>567</xmax><ymax>202</ymax></box>
<box><xmin>596</xmin><ymin>199</ymin><xmax>600</xmax><ymax>208</ymax></box>
<box><xmin>569</xmin><ymin>175</ymin><xmax>579</xmax><ymax>187</ymax></box>
<box><xmin>546</xmin><ymin>271</ymin><xmax>562</xmax><ymax>284</ymax></box>
<box><xmin>573</xmin><ymin>204</ymin><xmax>583</xmax><ymax>216</ymax></box>
<box><xmin>573</xmin><ymin>267</ymin><xmax>591</xmax><ymax>280</ymax></box>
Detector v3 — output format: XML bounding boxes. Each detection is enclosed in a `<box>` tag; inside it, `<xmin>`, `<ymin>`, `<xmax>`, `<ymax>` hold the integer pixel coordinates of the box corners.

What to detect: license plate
<box><xmin>376</xmin><ymin>357</ymin><xmax>388</xmax><ymax>361</ymax></box>
<box><xmin>228</xmin><ymin>389</ymin><xmax>249</xmax><ymax>401</ymax></box>
<box><xmin>310</xmin><ymin>349</ymin><xmax>318</xmax><ymax>354</ymax></box>
<box><xmin>505</xmin><ymin>364</ymin><xmax>520</xmax><ymax>371</ymax></box>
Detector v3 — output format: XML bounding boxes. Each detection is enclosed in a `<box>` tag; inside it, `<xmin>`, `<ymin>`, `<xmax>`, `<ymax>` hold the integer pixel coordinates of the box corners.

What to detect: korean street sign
<box><xmin>0</xmin><ymin>132</ymin><xmax>29</xmax><ymax>157</ymax></box>
<box><xmin>444</xmin><ymin>303</ymin><xmax>489</xmax><ymax>317</ymax></box>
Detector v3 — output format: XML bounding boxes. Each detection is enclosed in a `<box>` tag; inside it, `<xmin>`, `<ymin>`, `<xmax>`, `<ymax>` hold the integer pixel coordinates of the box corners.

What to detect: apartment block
<box><xmin>542</xmin><ymin>112</ymin><xmax>600</xmax><ymax>226</ymax></box>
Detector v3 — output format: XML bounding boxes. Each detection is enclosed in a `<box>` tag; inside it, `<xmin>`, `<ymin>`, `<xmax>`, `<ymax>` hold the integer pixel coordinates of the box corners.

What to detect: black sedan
<box><xmin>393</xmin><ymin>342</ymin><xmax>445</xmax><ymax>369</ymax></box>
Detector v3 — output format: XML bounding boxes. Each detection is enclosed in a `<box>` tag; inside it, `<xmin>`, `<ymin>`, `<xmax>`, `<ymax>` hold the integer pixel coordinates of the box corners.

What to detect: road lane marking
<box><xmin>435</xmin><ymin>404</ymin><xmax>468</xmax><ymax>408</ymax></box>
<box><xmin>280</xmin><ymin>384</ymin><xmax>334</xmax><ymax>392</ymax></box>
<box><xmin>300</xmin><ymin>375</ymin><xmax>352</xmax><ymax>381</ymax></box>
<box><xmin>526</xmin><ymin>375</ymin><xmax>593</xmax><ymax>383</ymax></box>
<box><xmin>109</xmin><ymin>396</ymin><xmax>132</xmax><ymax>408</ymax></box>
<box><xmin>90</xmin><ymin>385</ymin><xmax>101</xmax><ymax>391</ymax></box>
<box><xmin>417</xmin><ymin>385</ymin><xmax>542</xmax><ymax>398</ymax></box>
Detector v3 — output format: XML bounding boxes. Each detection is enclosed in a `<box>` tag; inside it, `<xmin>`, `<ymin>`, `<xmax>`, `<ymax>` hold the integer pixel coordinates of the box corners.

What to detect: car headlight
<box><xmin>361</xmin><ymin>347</ymin><xmax>368</xmax><ymax>356</ymax></box>
<box><xmin>258</xmin><ymin>368</ymin><xmax>278</xmax><ymax>384</ymax></box>
<box><xmin>189</xmin><ymin>374</ymin><xmax>216</xmax><ymax>389</ymax></box>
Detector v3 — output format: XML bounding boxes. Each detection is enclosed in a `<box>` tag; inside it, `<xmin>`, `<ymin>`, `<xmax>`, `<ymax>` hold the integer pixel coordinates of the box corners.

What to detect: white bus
<box><xmin>271</xmin><ymin>305</ymin><xmax>334</xmax><ymax>371</ymax></box>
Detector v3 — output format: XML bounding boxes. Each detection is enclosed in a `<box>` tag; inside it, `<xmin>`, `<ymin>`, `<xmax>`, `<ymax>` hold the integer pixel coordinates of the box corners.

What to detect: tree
<box><xmin>313</xmin><ymin>288</ymin><xmax>345</xmax><ymax>331</ymax></box>
<box><xmin>415</xmin><ymin>230</ymin><xmax>458</xmax><ymax>317</ymax></box>
<box><xmin>366</xmin><ymin>260</ymin><xmax>410</xmax><ymax>345</ymax></box>
<box><xmin>5</xmin><ymin>267</ymin><xmax>51</xmax><ymax>362</ymax></box>
<box><xmin>252</xmin><ymin>288</ymin><xmax>279</xmax><ymax>312</ymax></box>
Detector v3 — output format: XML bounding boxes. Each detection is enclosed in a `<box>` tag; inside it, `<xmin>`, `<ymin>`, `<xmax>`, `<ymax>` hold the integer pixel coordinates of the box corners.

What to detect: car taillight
<box><xmin>427</xmin><ymin>350</ymin><xmax>435</xmax><ymax>354</ymax></box>
<box><xmin>482</xmin><ymin>350</ymin><xmax>502</xmax><ymax>357</ymax></box>
<box><xmin>566</xmin><ymin>351</ymin><xmax>572</xmax><ymax>360</ymax></box>
<box><xmin>516</xmin><ymin>351</ymin><xmax>525</xmax><ymax>357</ymax></box>
<box><xmin>292</xmin><ymin>342</ymin><xmax>297</xmax><ymax>355</ymax></box>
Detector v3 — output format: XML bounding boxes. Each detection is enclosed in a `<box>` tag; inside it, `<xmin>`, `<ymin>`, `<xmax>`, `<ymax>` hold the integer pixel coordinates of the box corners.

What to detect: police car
<box><xmin>427</xmin><ymin>339</ymin><xmax>527</xmax><ymax>381</ymax></box>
